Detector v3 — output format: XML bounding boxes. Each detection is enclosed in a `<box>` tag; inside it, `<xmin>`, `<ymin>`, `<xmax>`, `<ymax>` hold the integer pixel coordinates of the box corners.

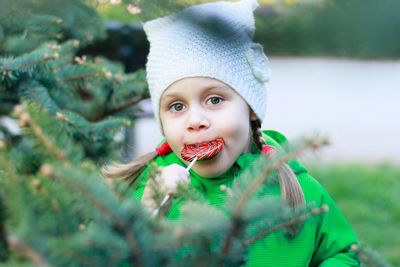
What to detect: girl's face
<box><xmin>160</xmin><ymin>77</ymin><xmax>257</xmax><ymax>178</ymax></box>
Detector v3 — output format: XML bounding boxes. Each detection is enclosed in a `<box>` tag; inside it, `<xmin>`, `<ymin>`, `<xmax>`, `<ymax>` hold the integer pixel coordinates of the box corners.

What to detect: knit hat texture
<box><xmin>143</xmin><ymin>0</ymin><xmax>271</xmax><ymax>127</ymax></box>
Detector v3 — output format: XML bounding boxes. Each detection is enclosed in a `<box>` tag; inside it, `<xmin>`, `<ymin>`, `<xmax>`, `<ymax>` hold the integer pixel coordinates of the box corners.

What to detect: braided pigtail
<box><xmin>251</xmin><ymin>119</ymin><xmax>265</xmax><ymax>151</ymax></box>
<box><xmin>251</xmin><ymin>120</ymin><xmax>305</xmax><ymax>209</ymax></box>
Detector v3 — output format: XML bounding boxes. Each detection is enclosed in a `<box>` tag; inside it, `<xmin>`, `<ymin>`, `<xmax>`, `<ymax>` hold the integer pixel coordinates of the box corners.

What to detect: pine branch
<box><xmin>19</xmin><ymin>54</ymin><xmax>59</xmax><ymax>69</ymax></box>
<box><xmin>18</xmin><ymin>80</ymin><xmax>61</xmax><ymax>114</ymax></box>
<box><xmin>92</xmin><ymin>95</ymin><xmax>144</xmax><ymax>121</ymax></box>
<box><xmin>1</xmin><ymin>51</ymin><xmax>59</xmax><ymax>81</ymax></box>
<box><xmin>351</xmin><ymin>244</ymin><xmax>394</xmax><ymax>267</ymax></box>
<box><xmin>66</xmin><ymin>71</ymin><xmax>105</xmax><ymax>81</ymax></box>
<box><xmin>7</xmin><ymin>235</ymin><xmax>52</xmax><ymax>267</ymax></box>
<box><xmin>42</xmin><ymin>165</ymin><xmax>145</xmax><ymax>267</ymax></box>
<box><xmin>233</xmin><ymin>137</ymin><xmax>329</xmax><ymax>218</ymax></box>
<box><xmin>14</xmin><ymin>105</ymin><xmax>67</xmax><ymax>163</ymax></box>
<box><xmin>218</xmin><ymin>137</ymin><xmax>329</xmax><ymax>266</ymax></box>
<box><xmin>217</xmin><ymin>217</ymin><xmax>243</xmax><ymax>267</ymax></box>
<box><xmin>42</xmin><ymin>166</ymin><xmax>121</xmax><ymax>226</ymax></box>
<box><xmin>0</xmin><ymin>194</ymin><xmax>8</xmax><ymax>262</ymax></box>
<box><xmin>244</xmin><ymin>205</ymin><xmax>329</xmax><ymax>245</ymax></box>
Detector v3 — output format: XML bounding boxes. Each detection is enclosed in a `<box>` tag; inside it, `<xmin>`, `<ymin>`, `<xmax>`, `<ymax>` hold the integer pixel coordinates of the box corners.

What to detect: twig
<box><xmin>66</xmin><ymin>72</ymin><xmax>102</xmax><ymax>81</ymax></box>
<box><xmin>92</xmin><ymin>95</ymin><xmax>144</xmax><ymax>122</ymax></box>
<box><xmin>14</xmin><ymin>54</ymin><xmax>58</xmax><ymax>70</ymax></box>
<box><xmin>351</xmin><ymin>244</ymin><xmax>394</xmax><ymax>267</ymax></box>
<box><xmin>106</xmin><ymin>95</ymin><xmax>143</xmax><ymax>115</ymax></box>
<box><xmin>7</xmin><ymin>235</ymin><xmax>52</xmax><ymax>267</ymax></box>
<box><xmin>218</xmin><ymin>137</ymin><xmax>329</xmax><ymax>266</ymax></box>
<box><xmin>2</xmin><ymin>54</ymin><xmax>58</xmax><ymax>77</ymax></box>
<box><xmin>51</xmin><ymin>170</ymin><xmax>143</xmax><ymax>267</ymax></box>
<box><xmin>20</xmin><ymin>111</ymin><xmax>67</xmax><ymax>163</ymax></box>
<box><xmin>217</xmin><ymin>217</ymin><xmax>243</xmax><ymax>267</ymax></box>
<box><xmin>233</xmin><ymin>137</ymin><xmax>328</xmax><ymax>218</ymax></box>
<box><xmin>244</xmin><ymin>205</ymin><xmax>329</xmax><ymax>245</ymax></box>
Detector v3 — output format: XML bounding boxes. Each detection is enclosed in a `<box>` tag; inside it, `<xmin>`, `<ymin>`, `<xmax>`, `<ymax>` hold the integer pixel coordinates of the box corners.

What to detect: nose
<box><xmin>186</xmin><ymin>106</ymin><xmax>210</xmax><ymax>132</ymax></box>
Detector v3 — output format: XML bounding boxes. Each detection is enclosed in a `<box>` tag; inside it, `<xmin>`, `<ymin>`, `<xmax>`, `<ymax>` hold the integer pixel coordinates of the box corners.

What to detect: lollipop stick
<box><xmin>152</xmin><ymin>156</ymin><xmax>197</xmax><ymax>217</ymax></box>
<box><xmin>152</xmin><ymin>195</ymin><xmax>170</xmax><ymax>217</ymax></box>
<box><xmin>186</xmin><ymin>156</ymin><xmax>197</xmax><ymax>171</ymax></box>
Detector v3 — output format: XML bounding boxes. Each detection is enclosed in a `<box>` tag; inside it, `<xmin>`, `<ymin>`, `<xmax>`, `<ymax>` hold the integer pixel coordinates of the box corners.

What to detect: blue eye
<box><xmin>170</xmin><ymin>103</ymin><xmax>184</xmax><ymax>112</ymax></box>
<box><xmin>207</xmin><ymin>96</ymin><xmax>223</xmax><ymax>105</ymax></box>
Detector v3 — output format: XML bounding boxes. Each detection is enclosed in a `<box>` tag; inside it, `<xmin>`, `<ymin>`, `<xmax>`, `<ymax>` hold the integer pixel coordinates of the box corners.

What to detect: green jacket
<box><xmin>132</xmin><ymin>130</ymin><xmax>360</xmax><ymax>267</ymax></box>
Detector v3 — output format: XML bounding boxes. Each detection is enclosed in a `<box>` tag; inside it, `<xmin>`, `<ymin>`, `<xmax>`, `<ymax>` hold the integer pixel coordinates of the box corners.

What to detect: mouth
<box><xmin>181</xmin><ymin>138</ymin><xmax>224</xmax><ymax>162</ymax></box>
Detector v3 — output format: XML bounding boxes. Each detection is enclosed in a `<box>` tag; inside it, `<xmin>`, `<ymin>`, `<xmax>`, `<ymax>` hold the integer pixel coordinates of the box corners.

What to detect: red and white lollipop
<box><xmin>181</xmin><ymin>138</ymin><xmax>224</xmax><ymax>162</ymax></box>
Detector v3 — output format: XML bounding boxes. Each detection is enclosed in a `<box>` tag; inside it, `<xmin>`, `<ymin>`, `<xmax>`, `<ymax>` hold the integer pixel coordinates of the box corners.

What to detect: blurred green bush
<box><xmin>255</xmin><ymin>0</ymin><xmax>400</xmax><ymax>59</ymax></box>
<box><xmin>310</xmin><ymin>162</ymin><xmax>400</xmax><ymax>266</ymax></box>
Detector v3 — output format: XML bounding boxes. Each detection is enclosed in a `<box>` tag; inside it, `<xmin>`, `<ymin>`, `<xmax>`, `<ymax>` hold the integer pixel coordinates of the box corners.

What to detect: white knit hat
<box><xmin>143</xmin><ymin>0</ymin><xmax>271</xmax><ymax>128</ymax></box>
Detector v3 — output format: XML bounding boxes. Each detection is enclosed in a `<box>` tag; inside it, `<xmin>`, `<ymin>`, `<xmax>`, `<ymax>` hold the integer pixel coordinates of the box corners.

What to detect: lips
<box><xmin>181</xmin><ymin>138</ymin><xmax>224</xmax><ymax>162</ymax></box>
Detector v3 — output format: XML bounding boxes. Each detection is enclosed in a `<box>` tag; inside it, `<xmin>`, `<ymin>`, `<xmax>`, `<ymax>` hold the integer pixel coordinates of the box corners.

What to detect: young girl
<box><xmin>103</xmin><ymin>0</ymin><xmax>360</xmax><ymax>266</ymax></box>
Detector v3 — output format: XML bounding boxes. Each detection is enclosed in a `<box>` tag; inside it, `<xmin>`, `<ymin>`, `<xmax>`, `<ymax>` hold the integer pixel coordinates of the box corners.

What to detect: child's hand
<box><xmin>157</xmin><ymin>164</ymin><xmax>190</xmax><ymax>195</ymax></box>
<box><xmin>142</xmin><ymin>164</ymin><xmax>189</xmax><ymax>212</ymax></box>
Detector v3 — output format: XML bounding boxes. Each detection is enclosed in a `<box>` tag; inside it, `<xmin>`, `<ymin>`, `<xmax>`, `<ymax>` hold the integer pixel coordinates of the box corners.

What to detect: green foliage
<box><xmin>0</xmin><ymin>156</ymin><xmax>155</xmax><ymax>266</ymax></box>
<box><xmin>95</xmin><ymin>0</ymin><xmax>216</xmax><ymax>22</ymax></box>
<box><xmin>354</xmin><ymin>244</ymin><xmax>394</xmax><ymax>267</ymax></box>
<box><xmin>310</xmin><ymin>163</ymin><xmax>400</xmax><ymax>266</ymax></box>
<box><xmin>95</xmin><ymin>2</ymin><xmax>142</xmax><ymax>23</ymax></box>
<box><xmin>0</xmin><ymin>0</ymin><xmax>106</xmax><ymax>53</ymax></box>
<box><xmin>255</xmin><ymin>0</ymin><xmax>400</xmax><ymax>59</ymax></box>
<box><xmin>0</xmin><ymin>1</ymin><xmax>151</xmax><ymax>262</ymax></box>
<box><xmin>0</xmin><ymin>191</ymin><xmax>8</xmax><ymax>262</ymax></box>
<box><xmin>0</xmin><ymin>0</ymin><xmax>149</xmax><ymax>162</ymax></box>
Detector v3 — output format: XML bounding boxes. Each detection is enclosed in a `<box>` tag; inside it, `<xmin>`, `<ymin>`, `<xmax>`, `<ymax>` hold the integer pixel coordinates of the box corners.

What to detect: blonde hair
<box><xmin>102</xmin><ymin>119</ymin><xmax>304</xmax><ymax>208</ymax></box>
<box><xmin>251</xmin><ymin>119</ymin><xmax>305</xmax><ymax>209</ymax></box>
<box><xmin>101</xmin><ymin>151</ymin><xmax>158</xmax><ymax>186</ymax></box>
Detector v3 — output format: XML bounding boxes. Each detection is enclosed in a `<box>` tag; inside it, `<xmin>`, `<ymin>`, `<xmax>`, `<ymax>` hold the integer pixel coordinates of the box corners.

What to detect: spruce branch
<box><xmin>14</xmin><ymin>105</ymin><xmax>67</xmax><ymax>163</ymax></box>
<box><xmin>217</xmin><ymin>217</ymin><xmax>243</xmax><ymax>267</ymax></box>
<box><xmin>233</xmin><ymin>137</ymin><xmax>329</xmax><ymax>218</ymax></box>
<box><xmin>92</xmin><ymin>95</ymin><xmax>144</xmax><ymax>121</ymax></box>
<box><xmin>109</xmin><ymin>95</ymin><xmax>144</xmax><ymax>113</ymax></box>
<box><xmin>43</xmin><ymin>166</ymin><xmax>122</xmax><ymax>226</ymax></box>
<box><xmin>0</xmin><ymin>194</ymin><xmax>8</xmax><ymax>262</ymax></box>
<box><xmin>18</xmin><ymin>80</ymin><xmax>61</xmax><ymax>115</ymax></box>
<box><xmin>66</xmin><ymin>71</ymin><xmax>104</xmax><ymax>81</ymax></box>
<box><xmin>218</xmin><ymin>137</ymin><xmax>329</xmax><ymax>265</ymax></box>
<box><xmin>1</xmin><ymin>51</ymin><xmax>59</xmax><ymax>77</ymax></box>
<box><xmin>351</xmin><ymin>244</ymin><xmax>394</xmax><ymax>267</ymax></box>
<box><xmin>244</xmin><ymin>205</ymin><xmax>329</xmax><ymax>245</ymax></box>
<box><xmin>7</xmin><ymin>235</ymin><xmax>52</xmax><ymax>267</ymax></box>
<box><xmin>43</xmin><ymin>165</ymin><xmax>145</xmax><ymax>267</ymax></box>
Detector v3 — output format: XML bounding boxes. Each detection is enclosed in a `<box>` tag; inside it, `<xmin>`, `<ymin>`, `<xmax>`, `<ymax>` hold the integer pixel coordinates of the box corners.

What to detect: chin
<box><xmin>193</xmin><ymin>156</ymin><xmax>232</xmax><ymax>178</ymax></box>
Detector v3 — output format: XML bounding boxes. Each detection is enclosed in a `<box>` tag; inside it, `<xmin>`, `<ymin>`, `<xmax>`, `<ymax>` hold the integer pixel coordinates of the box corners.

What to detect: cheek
<box><xmin>160</xmin><ymin>114</ymin><xmax>177</xmax><ymax>137</ymax></box>
<box><xmin>219</xmin><ymin>110</ymin><xmax>251</xmax><ymax>150</ymax></box>
<box><xmin>231</xmin><ymin>122</ymin><xmax>251</xmax><ymax>150</ymax></box>
<box><xmin>161</xmin><ymin>117</ymin><xmax>184</xmax><ymax>153</ymax></box>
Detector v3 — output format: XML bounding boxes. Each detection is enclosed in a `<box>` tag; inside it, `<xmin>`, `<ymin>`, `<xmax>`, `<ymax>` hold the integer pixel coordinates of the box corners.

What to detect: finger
<box><xmin>177</xmin><ymin>170</ymin><xmax>190</xmax><ymax>183</ymax></box>
<box><xmin>176</xmin><ymin>176</ymin><xmax>189</xmax><ymax>185</ymax></box>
